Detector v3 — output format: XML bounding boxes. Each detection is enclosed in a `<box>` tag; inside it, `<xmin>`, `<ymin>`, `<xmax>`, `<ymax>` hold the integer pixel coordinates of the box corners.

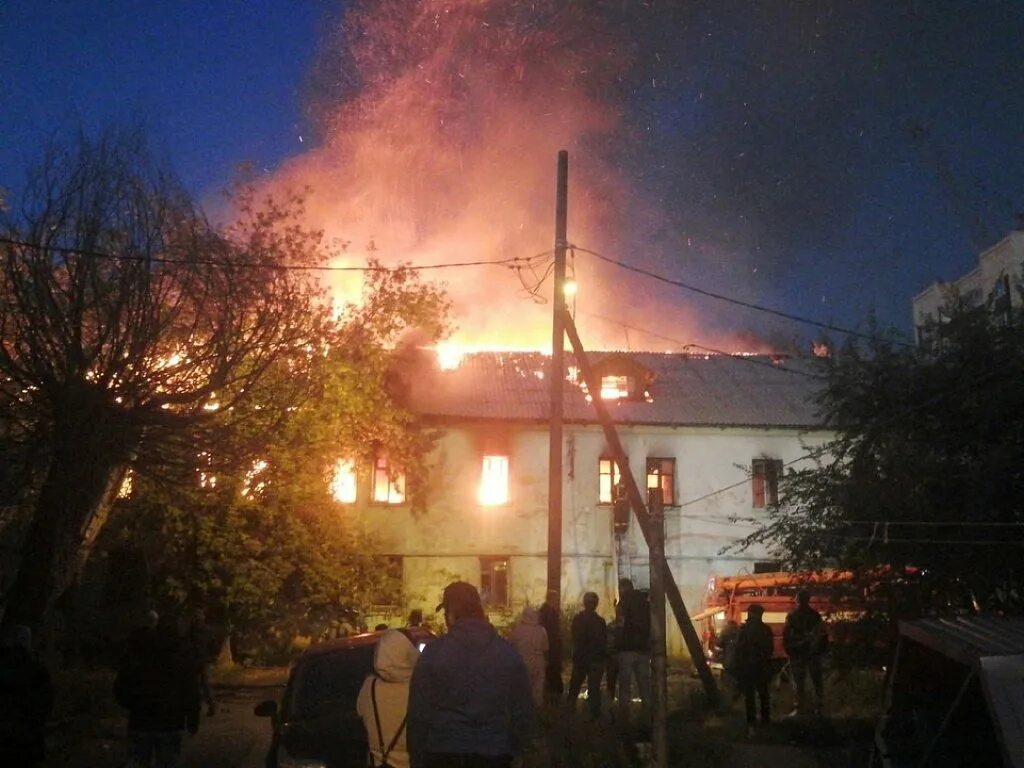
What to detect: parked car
<box><xmin>254</xmin><ymin>627</ymin><xmax>435</xmax><ymax>768</ymax></box>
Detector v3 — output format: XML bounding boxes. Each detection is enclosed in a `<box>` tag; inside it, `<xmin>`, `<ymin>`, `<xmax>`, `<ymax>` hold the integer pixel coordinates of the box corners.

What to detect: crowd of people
<box><xmin>355</xmin><ymin>578</ymin><xmax>656</xmax><ymax>767</ymax></box>
<box><xmin>0</xmin><ymin>580</ymin><xmax>828</xmax><ymax>767</ymax></box>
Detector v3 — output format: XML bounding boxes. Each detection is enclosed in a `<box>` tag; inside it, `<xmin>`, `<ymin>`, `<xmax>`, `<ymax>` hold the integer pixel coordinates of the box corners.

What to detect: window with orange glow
<box><xmin>373</xmin><ymin>456</ymin><xmax>405</xmax><ymax>504</ymax></box>
<box><xmin>331</xmin><ymin>458</ymin><xmax>357</xmax><ymax>504</ymax></box>
<box><xmin>598</xmin><ymin>457</ymin><xmax>623</xmax><ymax>504</ymax></box>
<box><xmin>646</xmin><ymin>457</ymin><xmax>676</xmax><ymax>506</ymax></box>
<box><xmin>478</xmin><ymin>455</ymin><xmax>510</xmax><ymax>506</ymax></box>
<box><xmin>600</xmin><ymin>374</ymin><xmax>633</xmax><ymax>400</ymax></box>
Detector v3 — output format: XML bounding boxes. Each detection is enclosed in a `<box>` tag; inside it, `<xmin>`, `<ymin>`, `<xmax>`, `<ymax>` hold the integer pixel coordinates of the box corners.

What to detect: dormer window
<box><xmin>591</xmin><ymin>353</ymin><xmax>654</xmax><ymax>403</ymax></box>
<box><xmin>600</xmin><ymin>375</ymin><xmax>634</xmax><ymax>400</ymax></box>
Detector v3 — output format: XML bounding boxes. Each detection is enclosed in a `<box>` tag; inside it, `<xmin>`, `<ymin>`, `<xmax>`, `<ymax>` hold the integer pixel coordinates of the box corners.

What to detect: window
<box><xmin>371</xmin><ymin>556</ymin><xmax>403</xmax><ymax>606</ymax></box>
<box><xmin>330</xmin><ymin>458</ymin><xmax>357</xmax><ymax>503</ymax></box>
<box><xmin>479</xmin><ymin>556</ymin><xmax>509</xmax><ymax>608</ymax></box>
<box><xmin>600</xmin><ymin>374</ymin><xmax>633</xmax><ymax>400</ymax></box>
<box><xmin>478</xmin><ymin>455</ymin><xmax>510</xmax><ymax>505</ymax></box>
<box><xmin>752</xmin><ymin>458</ymin><xmax>783</xmax><ymax>508</ymax></box>
<box><xmin>373</xmin><ymin>456</ymin><xmax>406</xmax><ymax>504</ymax></box>
<box><xmin>598</xmin><ymin>457</ymin><xmax>623</xmax><ymax>504</ymax></box>
<box><xmin>646</xmin><ymin>458</ymin><xmax>675</xmax><ymax>506</ymax></box>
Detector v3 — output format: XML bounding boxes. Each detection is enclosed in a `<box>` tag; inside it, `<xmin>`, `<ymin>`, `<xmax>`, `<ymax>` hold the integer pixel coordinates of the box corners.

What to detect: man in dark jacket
<box><xmin>567</xmin><ymin>591</ymin><xmax>607</xmax><ymax>719</ymax></box>
<box><xmin>783</xmin><ymin>589</ymin><xmax>827</xmax><ymax>717</ymax></box>
<box><xmin>615</xmin><ymin>578</ymin><xmax>651</xmax><ymax>723</ymax></box>
<box><xmin>0</xmin><ymin>625</ymin><xmax>54</xmax><ymax>766</ymax></box>
<box><xmin>733</xmin><ymin>604</ymin><xmax>775</xmax><ymax>737</ymax></box>
<box><xmin>408</xmin><ymin>581</ymin><xmax>534</xmax><ymax>768</ymax></box>
<box><xmin>537</xmin><ymin>589</ymin><xmax>563</xmax><ymax>701</ymax></box>
<box><xmin>114</xmin><ymin>613</ymin><xmax>200</xmax><ymax>768</ymax></box>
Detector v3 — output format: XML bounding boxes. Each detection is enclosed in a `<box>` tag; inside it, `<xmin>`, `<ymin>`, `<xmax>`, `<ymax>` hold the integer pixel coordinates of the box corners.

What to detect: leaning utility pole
<box><xmin>563</xmin><ymin>311</ymin><xmax>720</xmax><ymax>705</ymax></box>
<box><xmin>547</xmin><ymin>150</ymin><xmax>569</xmax><ymax>600</ymax></box>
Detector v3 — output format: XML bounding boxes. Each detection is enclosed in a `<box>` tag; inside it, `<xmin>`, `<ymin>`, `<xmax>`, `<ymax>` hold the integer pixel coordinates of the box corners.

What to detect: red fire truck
<box><xmin>693</xmin><ymin>570</ymin><xmax>867</xmax><ymax>667</ymax></box>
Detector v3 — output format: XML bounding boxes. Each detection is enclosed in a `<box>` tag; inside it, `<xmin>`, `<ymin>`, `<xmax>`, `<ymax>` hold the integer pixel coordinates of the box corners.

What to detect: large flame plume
<box><xmin>259</xmin><ymin>1</ymin><xmax>753</xmax><ymax>355</ymax></box>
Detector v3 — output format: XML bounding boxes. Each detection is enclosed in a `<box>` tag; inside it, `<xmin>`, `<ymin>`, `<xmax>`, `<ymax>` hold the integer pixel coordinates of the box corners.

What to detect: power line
<box><xmin>573</xmin><ymin>245</ymin><xmax>915</xmax><ymax>348</ymax></box>
<box><xmin>0</xmin><ymin>237</ymin><xmax>548</xmax><ymax>273</ymax></box>
<box><xmin>676</xmin><ymin>450</ymin><xmax>826</xmax><ymax>510</ymax></box>
<box><xmin>582</xmin><ymin>311</ymin><xmax>827</xmax><ymax>380</ymax></box>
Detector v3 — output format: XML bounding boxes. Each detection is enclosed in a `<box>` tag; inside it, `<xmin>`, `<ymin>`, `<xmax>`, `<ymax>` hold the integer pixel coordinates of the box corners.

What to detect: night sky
<box><xmin>3</xmin><ymin>0</ymin><xmax>1022</xmax><ymax>344</ymax></box>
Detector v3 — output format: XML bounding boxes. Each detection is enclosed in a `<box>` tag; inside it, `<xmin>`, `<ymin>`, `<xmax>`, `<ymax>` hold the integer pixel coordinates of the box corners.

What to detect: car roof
<box><xmin>297</xmin><ymin>626</ymin><xmax>436</xmax><ymax>661</ymax></box>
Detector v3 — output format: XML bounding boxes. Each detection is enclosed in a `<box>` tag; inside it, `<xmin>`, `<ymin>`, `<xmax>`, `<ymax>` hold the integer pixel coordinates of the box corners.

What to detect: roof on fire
<box><xmin>406</xmin><ymin>351</ymin><xmax>827</xmax><ymax>428</ymax></box>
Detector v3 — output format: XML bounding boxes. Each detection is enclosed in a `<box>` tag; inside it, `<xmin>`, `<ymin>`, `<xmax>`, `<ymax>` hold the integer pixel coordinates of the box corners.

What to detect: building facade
<box><xmin>347</xmin><ymin>350</ymin><xmax>830</xmax><ymax>656</ymax></box>
<box><xmin>913</xmin><ymin>230</ymin><xmax>1023</xmax><ymax>347</ymax></box>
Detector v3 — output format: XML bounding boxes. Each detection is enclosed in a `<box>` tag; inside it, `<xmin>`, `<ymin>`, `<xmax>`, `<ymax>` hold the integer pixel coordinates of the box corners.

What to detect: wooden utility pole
<box><xmin>563</xmin><ymin>311</ymin><xmax>720</xmax><ymax>705</ymax></box>
<box><xmin>648</xmin><ymin>487</ymin><xmax>669</xmax><ymax>768</ymax></box>
<box><xmin>547</xmin><ymin>150</ymin><xmax>569</xmax><ymax>599</ymax></box>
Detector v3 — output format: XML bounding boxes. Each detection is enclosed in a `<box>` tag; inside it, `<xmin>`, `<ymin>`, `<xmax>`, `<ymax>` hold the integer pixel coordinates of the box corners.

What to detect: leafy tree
<box><xmin>736</xmin><ymin>307</ymin><xmax>1024</xmax><ymax>615</ymax></box>
<box><xmin>95</xmin><ymin>264</ymin><xmax>449</xmax><ymax>654</ymax></box>
<box><xmin>0</xmin><ymin>129</ymin><xmax>332</xmax><ymax>628</ymax></box>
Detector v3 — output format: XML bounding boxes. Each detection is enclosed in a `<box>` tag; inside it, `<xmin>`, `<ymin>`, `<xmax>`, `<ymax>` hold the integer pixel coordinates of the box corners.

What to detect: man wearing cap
<box><xmin>408</xmin><ymin>581</ymin><xmax>534</xmax><ymax>768</ymax></box>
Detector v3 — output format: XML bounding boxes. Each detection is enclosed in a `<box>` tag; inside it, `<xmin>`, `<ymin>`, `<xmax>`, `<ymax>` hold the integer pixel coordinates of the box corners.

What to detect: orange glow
<box><xmin>598</xmin><ymin>459</ymin><xmax>622</xmax><ymax>504</ymax></box>
<box><xmin>249</xmin><ymin>2</ymin><xmax>794</xmax><ymax>357</ymax></box>
<box><xmin>433</xmin><ymin>342</ymin><xmax>548</xmax><ymax>371</ymax></box>
<box><xmin>599</xmin><ymin>375</ymin><xmax>631</xmax><ymax>400</ymax></box>
<box><xmin>373</xmin><ymin>456</ymin><xmax>405</xmax><ymax>504</ymax></box>
<box><xmin>478</xmin><ymin>455</ymin><xmax>510</xmax><ymax>506</ymax></box>
<box><xmin>331</xmin><ymin>458</ymin><xmax>357</xmax><ymax>503</ymax></box>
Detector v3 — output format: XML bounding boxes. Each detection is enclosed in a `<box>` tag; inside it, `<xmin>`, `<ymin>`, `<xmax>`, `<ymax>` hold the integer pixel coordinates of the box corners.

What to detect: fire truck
<box><xmin>692</xmin><ymin>570</ymin><xmax>868</xmax><ymax>668</ymax></box>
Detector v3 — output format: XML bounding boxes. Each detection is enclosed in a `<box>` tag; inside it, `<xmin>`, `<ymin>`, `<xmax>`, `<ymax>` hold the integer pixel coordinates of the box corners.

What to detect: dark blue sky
<box><xmin>1</xmin><ymin>0</ymin><xmax>323</xmax><ymax>196</ymax></box>
<box><xmin>3</xmin><ymin>1</ymin><xmax>1022</xmax><ymax>344</ymax></box>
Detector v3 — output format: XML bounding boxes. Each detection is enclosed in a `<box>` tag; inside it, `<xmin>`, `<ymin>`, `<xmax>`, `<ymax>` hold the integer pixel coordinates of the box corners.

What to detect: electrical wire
<box><xmin>0</xmin><ymin>237</ymin><xmax>550</xmax><ymax>274</ymax></box>
<box><xmin>582</xmin><ymin>311</ymin><xmax>827</xmax><ymax>380</ymax></box>
<box><xmin>573</xmin><ymin>245</ymin><xmax>915</xmax><ymax>349</ymax></box>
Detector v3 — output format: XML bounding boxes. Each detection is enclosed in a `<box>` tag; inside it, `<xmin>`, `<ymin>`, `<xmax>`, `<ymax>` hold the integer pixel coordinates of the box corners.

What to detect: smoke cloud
<box><xmin>260</xmin><ymin>0</ymin><xmax>722</xmax><ymax>351</ymax></box>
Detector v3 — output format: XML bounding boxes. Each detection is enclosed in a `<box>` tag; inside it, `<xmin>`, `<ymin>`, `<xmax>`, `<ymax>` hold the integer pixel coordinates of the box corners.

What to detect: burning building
<box><xmin>343</xmin><ymin>349</ymin><xmax>829</xmax><ymax>656</ymax></box>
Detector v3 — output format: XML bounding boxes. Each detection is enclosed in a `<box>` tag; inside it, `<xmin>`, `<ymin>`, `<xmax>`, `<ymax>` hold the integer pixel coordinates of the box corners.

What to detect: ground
<box><xmin>40</xmin><ymin>664</ymin><xmax>878</xmax><ymax>767</ymax></box>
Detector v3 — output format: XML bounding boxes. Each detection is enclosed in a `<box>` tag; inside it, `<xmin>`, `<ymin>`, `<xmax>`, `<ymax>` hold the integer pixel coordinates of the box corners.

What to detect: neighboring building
<box><xmin>913</xmin><ymin>230</ymin><xmax>1024</xmax><ymax>348</ymax></box>
<box><xmin>345</xmin><ymin>350</ymin><xmax>830</xmax><ymax>655</ymax></box>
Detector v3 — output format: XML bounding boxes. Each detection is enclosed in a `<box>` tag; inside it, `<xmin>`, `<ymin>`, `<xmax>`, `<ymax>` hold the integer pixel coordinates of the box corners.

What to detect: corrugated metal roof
<box><xmin>407</xmin><ymin>351</ymin><xmax>826</xmax><ymax>428</ymax></box>
<box><xmin>896</xmin><ymin>618</ymin><xmax>1024</xmax><ymax>767</ymax></box>
<box><xmin>899</xmin><ymin>616</ymin><xmax>1024</xmax><ymax>666</ymax></box>
<box><xmin>979</xmin><ymin>655</ymin><xmax>1024</xmax><ymax>768</ymax></box>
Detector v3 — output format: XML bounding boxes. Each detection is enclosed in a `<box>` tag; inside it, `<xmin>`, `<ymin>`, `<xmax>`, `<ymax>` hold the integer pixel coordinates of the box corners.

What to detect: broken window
<box><xmin>598</xmin><ymin>457</ymin><xmax>623</xmax><ymax>504</ymax></box>
<box><xmin>372</xmin><ymin>455</ymin><xmax>405</xmax><ymax>504</ymax></box>
<box><xmin>752</xmin><ymin>458</ymin><xmax>783</xmax><ymax>508</ymax></box>
<box><xmin>479</xmin><ymin>556</ymin><xmax>509</xmax><ymax>608</ymax></box>
<box><xmin>646</xmin><ymin>458</ymin><xmax>676</xmax><ymax>506</ymax></box>
<box><xmin>478</xmin><ymin>455</ymin><xmax>510</xmax><ymax>506</ymax></box>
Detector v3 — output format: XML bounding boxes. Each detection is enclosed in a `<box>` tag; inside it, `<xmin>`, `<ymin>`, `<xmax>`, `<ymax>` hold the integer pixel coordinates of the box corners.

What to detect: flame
<box><xmin>432</xmin><ymin>341</ymin><xmax>548</xmax><ymax>370</ymax></box>
<box><xmin>258</xmin><ymin>1</ymin><xmax>636</xmax><ymax>352</ymax></box>
<box><xmin>253</xmin><ymin>1</ymin><xmax>791</xmax><ymax>357</ymax></box>
<box><xmin>331</xmin><ymin>458</ymin><xmax>358</xmax><ymax>503</ymax></box>
<box><xmin>478</xmin><ymin>455</ymin><xmax>510</xmax><ymax>506</ymax></box>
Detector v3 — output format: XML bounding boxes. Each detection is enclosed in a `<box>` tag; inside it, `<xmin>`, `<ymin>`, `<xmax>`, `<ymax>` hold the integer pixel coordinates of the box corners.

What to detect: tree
<box><xmin>94</xmin><ymin>263</ymin><xmax>450</xmax><ymax>655</ymax></box>
<box><xmin>736</xmin><ymin>307</ymin><xmax>1024</xmax><ymax>614</ymax></box>
<box><xmin>0</xmin><ymin>129</ymin><xmax>332</xmax><ymax>628</ymax></box>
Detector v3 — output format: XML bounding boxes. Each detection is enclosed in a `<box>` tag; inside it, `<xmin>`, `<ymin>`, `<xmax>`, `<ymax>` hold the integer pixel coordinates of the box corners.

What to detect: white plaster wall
<box><xmin>353</xmin><ymin>420</ymin><xmax>831</xmax><ymax>655</ymax></box>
